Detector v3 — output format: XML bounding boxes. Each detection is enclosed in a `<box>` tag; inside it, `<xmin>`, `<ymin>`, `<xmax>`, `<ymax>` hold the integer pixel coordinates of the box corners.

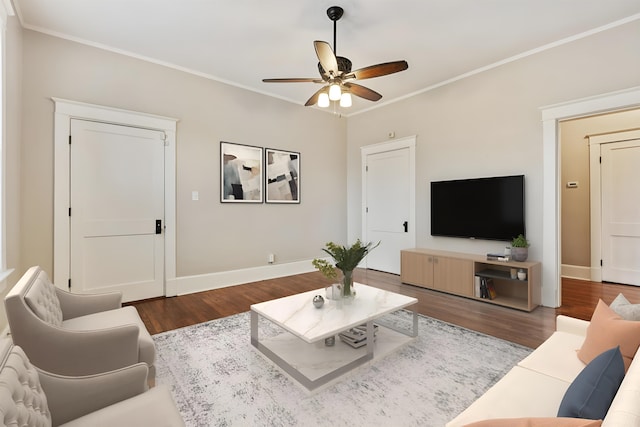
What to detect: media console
<box><xmin>400</xmin><ymin>248</ymin><xmax>541</xmax><ymax>312</ymax></box>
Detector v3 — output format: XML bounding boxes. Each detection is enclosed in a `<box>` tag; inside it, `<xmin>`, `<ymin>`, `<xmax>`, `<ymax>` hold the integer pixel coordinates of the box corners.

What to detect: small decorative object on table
<box><xmin>312</xmin><ymin>295</ymin><xmax>324</xmax><ymax>308</ymax></box>
<box><xmin>312</xmin><ymin>239</ymin><xmax>380</xmax><ymax>299</ymax></box>
<box><xmin>510</xmin><ymin>234</ymin><xmax>530</xmax><ymax>262</ymax></box>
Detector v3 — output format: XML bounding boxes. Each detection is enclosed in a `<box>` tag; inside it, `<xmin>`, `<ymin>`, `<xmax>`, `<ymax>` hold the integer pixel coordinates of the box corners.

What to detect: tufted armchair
<box><xmin>0</xmin><ymin>338</ymin><xmax>183</xmax><ymax>426</ymax></box>
<box><xmin>4</xmin><ymin>266</ymin><xmax>156</xmax><ymax>384</ymax></box>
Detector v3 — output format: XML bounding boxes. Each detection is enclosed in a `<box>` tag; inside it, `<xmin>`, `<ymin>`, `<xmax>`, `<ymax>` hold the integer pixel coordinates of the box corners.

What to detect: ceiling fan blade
<box><xmin>262</xmin><ymin>78</ymin><xmax>324</xmax><ymax>83</ymax></box>
<box><xmin>344</xmin><ymin>83</ymin><xmax>382</xmax><ymax>102</ymax></box>
<box><xmin>345</xmin><ymin>60</ymin><xmax>409</xmax><ymax>80</ymax></box>
<box><xmin>304</xmin><ymin>87</ymin><xmax>327</xmax><ymax>106</ymax></box>
<box><xmin>314</xmin><ymin>41</ymin><xmax>339</xmax><ymax>76</ymax></box>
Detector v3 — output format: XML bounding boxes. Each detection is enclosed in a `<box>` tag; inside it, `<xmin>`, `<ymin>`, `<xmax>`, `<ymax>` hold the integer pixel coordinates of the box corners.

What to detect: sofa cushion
<box><xmin>59</xmin><ymin>385</ymin><xmax>184</xmax><ymax>427</ymax></box>
<box><xmin>518</xmin><ymin>331</ymin><xmax>586</xmax><ymax>383</ymax></box>
<box><xmin>464</xmin><ymin>418</ymin><xmax>602</xmax><ymax>426</ymax></box>
<box><xmin>577</xmin><ymin>300</ymin><xmax>640</xmax><ymax>371</ymax></box>
<box><xmin>558</xmin><ymin>346</ymin><xmax>624</xmax><ymax>419</ymax></box>
<box><xmin>24</xmin><ymin>271</ymin><xmax>63</xmax><ymax>327</ymax></box>
<box><xmin>610</xmin><ymin>293</ymin><xmax>640</xmax><ymax>321</ymax></box>
<box><xmin>445</xmin><ymin>366</ymin><xmax>572</xmax><ymax>426</ymax></box>
<box><xmin>62</xmin><ymin>306</ymin><xmax>155</xmax><ymax>368</ymax></box>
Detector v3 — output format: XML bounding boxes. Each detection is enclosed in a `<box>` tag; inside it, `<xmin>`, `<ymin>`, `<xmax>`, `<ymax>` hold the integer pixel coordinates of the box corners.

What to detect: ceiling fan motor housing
<box><xmin>317</xmin><ymin>56</ymin><xmax>352</xmax><ymax>77</ymax></box>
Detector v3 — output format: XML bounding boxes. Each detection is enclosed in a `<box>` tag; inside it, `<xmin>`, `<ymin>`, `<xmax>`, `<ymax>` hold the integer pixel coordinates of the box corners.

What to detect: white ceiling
<box><xmin>12</xmin><ymin>0</ymin><xmax>640</xmax><ymax>115</ymax></box>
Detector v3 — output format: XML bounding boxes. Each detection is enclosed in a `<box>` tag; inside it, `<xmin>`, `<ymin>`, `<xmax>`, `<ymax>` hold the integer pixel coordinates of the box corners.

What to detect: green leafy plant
<box><xmin>511</xmin><ymin>234</ymin><xmax>530</xmax><ymax>248</ymax></box>
<box><xmin>312</xmin><ymin>239</ymin><xmax>380</xmax><ymax>295</ymax></box>
<box><xmin>311</xmin><ymin>258</ymin><xmax>338</xmax><ymax>281</ymax></box>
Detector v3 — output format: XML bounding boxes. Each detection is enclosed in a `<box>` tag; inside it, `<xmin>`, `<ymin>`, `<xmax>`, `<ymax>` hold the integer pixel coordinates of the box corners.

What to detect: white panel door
<box><xmin>363</xmin><ymin>145</ymin><xmax>414</xmax><ymax>274</ymax></box>
<box><xmin>601</xmin><ymin>138</ymin><xmax>640</xmax><ymax>285</ymax></box>
<box><xmin>70</xmin><ymin>119</ymin><xmax>165</xmax><ymax>301</ymax></box>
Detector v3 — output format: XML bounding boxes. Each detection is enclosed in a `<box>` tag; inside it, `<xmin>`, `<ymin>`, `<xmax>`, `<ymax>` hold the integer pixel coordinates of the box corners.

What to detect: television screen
<box><xmin>430</xmin><ymin>175</ymin><xmax>525</xmax><ymax>241</ymax></box>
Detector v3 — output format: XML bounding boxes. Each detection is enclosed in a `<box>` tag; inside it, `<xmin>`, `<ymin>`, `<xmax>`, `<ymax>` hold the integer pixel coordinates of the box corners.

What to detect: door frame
<box><xmin>52</xmin><ymin>98</ymin><xmax>178</xmax><ymax>295</ymax></box>
<box><xmin>541</xmin><ymin>86</ymin><xmax>640</xmax><ymax>307</ymax></box>
<box><xmin>588</xmin><ymin>129</ymin><xmax>640</xmax><ymax>282</ymax></box>
<box><xmin>361</xmin><ymin>136</ymin><xmax>416</xmax><ymax>268</ymax></box>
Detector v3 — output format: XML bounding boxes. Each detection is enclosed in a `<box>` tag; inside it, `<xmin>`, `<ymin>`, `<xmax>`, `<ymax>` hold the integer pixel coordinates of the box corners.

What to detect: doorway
<box><xmin>361</xmin><ymin>136</ymin><xmax>416</xmax><ymax>274</ymax></box>
<box><xmin>542</xmin><ymin>87</ymin><xmax>640</xmax><ymax>307</ymax></box>
<box><xmin>53</xmin><ymin>99</ymin><xmax>178</xmax><ymax>300</ymax></box>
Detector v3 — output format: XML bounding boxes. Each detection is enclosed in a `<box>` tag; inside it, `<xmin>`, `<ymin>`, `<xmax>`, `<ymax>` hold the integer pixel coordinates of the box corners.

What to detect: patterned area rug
<box><xmin>154</xmin><ymin>311</ymin><xmax>531</xmax><ymax>427</ymax></box>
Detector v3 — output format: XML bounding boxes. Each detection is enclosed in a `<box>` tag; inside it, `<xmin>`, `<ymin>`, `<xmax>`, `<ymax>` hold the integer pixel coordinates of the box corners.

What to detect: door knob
<box><xmin>403</xmin><ymin>221</ymin><xmax>408</xmax><ymax>232</ymax></box>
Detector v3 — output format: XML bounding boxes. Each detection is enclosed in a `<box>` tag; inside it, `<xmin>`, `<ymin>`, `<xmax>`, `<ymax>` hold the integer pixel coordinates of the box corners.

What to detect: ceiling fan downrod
<box><xmin>326</xmin><ymin>6</ymin><xmax>344</xmax><ymax>54</ymax></box>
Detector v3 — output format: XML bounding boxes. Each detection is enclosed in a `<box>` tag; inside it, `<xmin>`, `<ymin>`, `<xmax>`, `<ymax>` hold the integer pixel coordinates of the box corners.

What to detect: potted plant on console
<box><xmin>312</xmin><ymin>239</ymin><xmax>380</xmax><ymax>299</ymax></box>
<box><xmin>510</xmin><ymin>234</ymin><xmax>529</xmax><ymax>262</ymax></box>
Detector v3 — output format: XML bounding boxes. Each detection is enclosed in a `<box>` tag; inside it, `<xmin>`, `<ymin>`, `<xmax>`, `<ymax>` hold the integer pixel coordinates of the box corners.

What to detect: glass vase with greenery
<box><xmin>312</xmin><ymin>239</ymin><xmax>380</xmax><ymax>298</ymax></box>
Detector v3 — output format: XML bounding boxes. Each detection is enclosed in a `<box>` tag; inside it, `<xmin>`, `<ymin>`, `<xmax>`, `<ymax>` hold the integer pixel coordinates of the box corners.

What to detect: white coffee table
<box><xmin>250</xmin><ymin>283</ymin><xmax>418</xmax><ymax>391</ymax></box>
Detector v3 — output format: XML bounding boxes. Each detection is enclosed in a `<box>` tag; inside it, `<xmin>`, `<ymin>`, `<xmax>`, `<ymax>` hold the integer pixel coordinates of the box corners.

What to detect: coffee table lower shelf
<box><xmin>250</xmin><ymin>311</ymin><xmax>417</xmax><ymax>392</ymax></box>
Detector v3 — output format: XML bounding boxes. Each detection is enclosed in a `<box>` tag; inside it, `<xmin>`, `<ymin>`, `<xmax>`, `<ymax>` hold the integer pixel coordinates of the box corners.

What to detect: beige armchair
<box><xmin>4</xmin><ymin>266</ymin><xmax>156</xmax><ymax>384</ymax></box>
<box><xmin>0</xmin><ymin>338</ymin><xmax>184</xmax><ymax>426</ymax></box>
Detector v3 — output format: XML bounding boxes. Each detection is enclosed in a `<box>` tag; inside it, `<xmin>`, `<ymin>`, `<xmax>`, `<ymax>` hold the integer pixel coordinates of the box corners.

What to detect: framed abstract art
<box><xmin>220</xmin><ymin>141</ymin><xmax>263</xmax><ymax>203</ymax></box>
<box><xmin>265</xmin><ymin>148</ymin><xmax>300</xmax><ymax>204</ymax></box>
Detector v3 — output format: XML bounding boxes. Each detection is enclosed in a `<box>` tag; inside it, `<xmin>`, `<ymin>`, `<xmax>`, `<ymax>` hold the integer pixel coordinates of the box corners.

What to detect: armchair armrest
<box><xmin>38</xmin><ymin>362</ymin><xmax>149</xmax><ymax>426</ymax></box>
<box><xmin>55</xmin><ymin>287</ymin><xmax>122</xmax><ymax>319</ymax></box>
<box><xmin>18</xmin><ymin>320</ymin><xmax>141</xmax><ymax>376</ymax></box>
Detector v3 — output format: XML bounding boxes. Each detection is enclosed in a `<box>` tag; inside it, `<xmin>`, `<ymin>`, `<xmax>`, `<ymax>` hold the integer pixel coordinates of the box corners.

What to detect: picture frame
<box><xmin>265</xmin><ymin>148</ymin><xmax>300</xmax><ymax>204</ymax></box>
<box><xmin>220</xmin><ymin>141</ymin><xmax>263</xmax><ymax>203</ymax></box>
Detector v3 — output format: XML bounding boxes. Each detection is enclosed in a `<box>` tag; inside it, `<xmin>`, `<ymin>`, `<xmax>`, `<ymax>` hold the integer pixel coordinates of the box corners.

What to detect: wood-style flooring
<box><xmin>129</xmin><ymin>270</ymin><xmax>640</xmax><ymax>349</ymax></box>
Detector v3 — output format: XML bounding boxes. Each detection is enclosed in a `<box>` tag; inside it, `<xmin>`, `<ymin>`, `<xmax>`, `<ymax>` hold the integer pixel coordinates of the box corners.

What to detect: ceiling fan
<box><xmin>262</xmin><ymin>6</ymin><xmax>409</xmax><ymax>108</ymax></box>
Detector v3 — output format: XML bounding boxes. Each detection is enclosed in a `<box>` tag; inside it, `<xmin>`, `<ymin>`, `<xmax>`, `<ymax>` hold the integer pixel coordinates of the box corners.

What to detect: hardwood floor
<box><xmin>129</xmin><ymin>270</ymin><xmax>640</xmax><ymax>349</ymax></box>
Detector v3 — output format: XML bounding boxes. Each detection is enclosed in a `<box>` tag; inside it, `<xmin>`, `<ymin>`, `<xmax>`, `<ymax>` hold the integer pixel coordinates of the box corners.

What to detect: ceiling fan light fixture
<box><xmin>318</xmin><ymin>92</ymin><xmax>330</xmax><ymax>108</ymax></box>
<box><xmin>340</xmin><ymin>92</ymin><xmax>352</xmax><ymax>108</ymax></box>
<box><xmin>328</xmin><ymin>83</ymin><xmax>341</xmax><ymax>101</ymax></box>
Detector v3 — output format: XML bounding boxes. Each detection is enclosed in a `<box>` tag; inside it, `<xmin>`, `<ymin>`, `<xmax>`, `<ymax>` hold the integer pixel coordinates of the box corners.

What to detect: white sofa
<box><xmin>447</xmin><ymin>315</ymin><xmax>640</xmax><ymax>426</ymax></box>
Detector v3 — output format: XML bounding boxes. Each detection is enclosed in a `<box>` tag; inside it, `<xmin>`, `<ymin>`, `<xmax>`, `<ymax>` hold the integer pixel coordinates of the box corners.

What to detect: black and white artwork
<box><xmin>220</xmin><ymin>141</ymin><xmax>263</xmax><ymax>203</ymax></box>
<box><xmin>265</xmin><ymin>148</ymin><xmax>300</xmax><ymax>204</ymax></box>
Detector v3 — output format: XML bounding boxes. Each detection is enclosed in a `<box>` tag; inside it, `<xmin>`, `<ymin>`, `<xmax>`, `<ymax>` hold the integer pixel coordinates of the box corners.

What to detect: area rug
<box><xmin>153</xmin><ymin>311</ymin><xmax>531</xmax><ymax>427</ymax></box>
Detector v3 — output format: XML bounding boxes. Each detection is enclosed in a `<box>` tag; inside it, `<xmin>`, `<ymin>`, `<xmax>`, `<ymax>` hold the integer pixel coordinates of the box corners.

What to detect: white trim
<box><xmin>561</xmin><ymin>264</ymin><xmax>591</xmax><ymax>281</ymax></box>
<box><xmin>540</xmin><ymin>86</ymin><xmax>640</xmax><ymax>307</ymax></box>
<box><xmin>589</xmin><ymin>137</ymin><xmax>603</xmax><ymax>282</ymax></box>
<box><xmin>173</xmin><ymin>259</ymin><xmax>317</xmax><ymax>296</ymax></box>
<box><xmin>0</xmin><ymin>267</ymin><xmax>12</xmax><ymax>283</ymax></box>
<box><xmin>52</xmin><ymin>98</ymin><xmax>178</xmax><ymax>296</ymax></box>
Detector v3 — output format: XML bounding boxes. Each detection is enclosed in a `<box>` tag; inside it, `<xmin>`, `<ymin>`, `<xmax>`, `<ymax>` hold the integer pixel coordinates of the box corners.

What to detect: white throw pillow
<box><xmin>610</xmin><ymin>293</ymin><xmax>640</xmax><ymax>321</ymax></box>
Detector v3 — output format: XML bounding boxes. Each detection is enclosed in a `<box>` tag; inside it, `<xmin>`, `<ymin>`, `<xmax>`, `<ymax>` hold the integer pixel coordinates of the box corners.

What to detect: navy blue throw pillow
<box><xmin>557</xmin><ymin>346</ymin><xmax>625</xmax><ymax>419</ymax></box>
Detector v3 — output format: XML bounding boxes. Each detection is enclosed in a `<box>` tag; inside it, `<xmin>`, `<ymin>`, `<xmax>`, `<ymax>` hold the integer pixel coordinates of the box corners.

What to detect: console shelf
<box><xmin>400</xmin><ymin>248</ymin><xmax>541</xmax><ymax>312</ymax></box>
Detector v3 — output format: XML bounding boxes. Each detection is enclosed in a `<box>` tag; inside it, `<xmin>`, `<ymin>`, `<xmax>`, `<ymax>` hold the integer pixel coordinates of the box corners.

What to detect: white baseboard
<box><xmin>169</xmin><ymin>259</ymin><xmax>317</xmax><ymax>296</ymax></box>
<box><xmin>561</xmin><ymin>264</ymin><xmax>592</xmax><ymax>281</ymax></box>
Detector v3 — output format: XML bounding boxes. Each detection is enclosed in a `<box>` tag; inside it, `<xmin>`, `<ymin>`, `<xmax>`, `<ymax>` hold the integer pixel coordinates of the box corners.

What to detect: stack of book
<box><xmin>475</xmin><ymin>276</ymin><xmax>497</xmax><ymax>300</ymax></box>
<box><xmin>339</xmin><ymin>324</ymin><xmax>379</xmax><ymax>348</ymax></box>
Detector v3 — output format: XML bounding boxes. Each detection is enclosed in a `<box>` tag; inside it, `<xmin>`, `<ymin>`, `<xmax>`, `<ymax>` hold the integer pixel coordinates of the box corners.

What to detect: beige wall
<box><xmin>560</xmin><ymin>108</ymin><xmax>640</xmax><ymax>271</ymax></box>
<box><xmin>347</xmin><ymin>20</ymin><xmax>640</xmax><ymax>303</ymax></box>
<box><xmin>1</xmin><ymin>16</ymin><xmax>23</xmax><ymax>328</ymax></box>
<box><xmin>18</xmin><ymin>30</ymin><xmax>347</xmax><ymax>282</ymax></box>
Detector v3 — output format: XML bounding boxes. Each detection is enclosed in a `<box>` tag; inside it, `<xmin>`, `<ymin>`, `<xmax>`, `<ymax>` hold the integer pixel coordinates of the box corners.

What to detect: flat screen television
<box><xmin>430</xmin><ymin>175</ymin><xmax>525</xmax><ymax>242</ymax></box>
